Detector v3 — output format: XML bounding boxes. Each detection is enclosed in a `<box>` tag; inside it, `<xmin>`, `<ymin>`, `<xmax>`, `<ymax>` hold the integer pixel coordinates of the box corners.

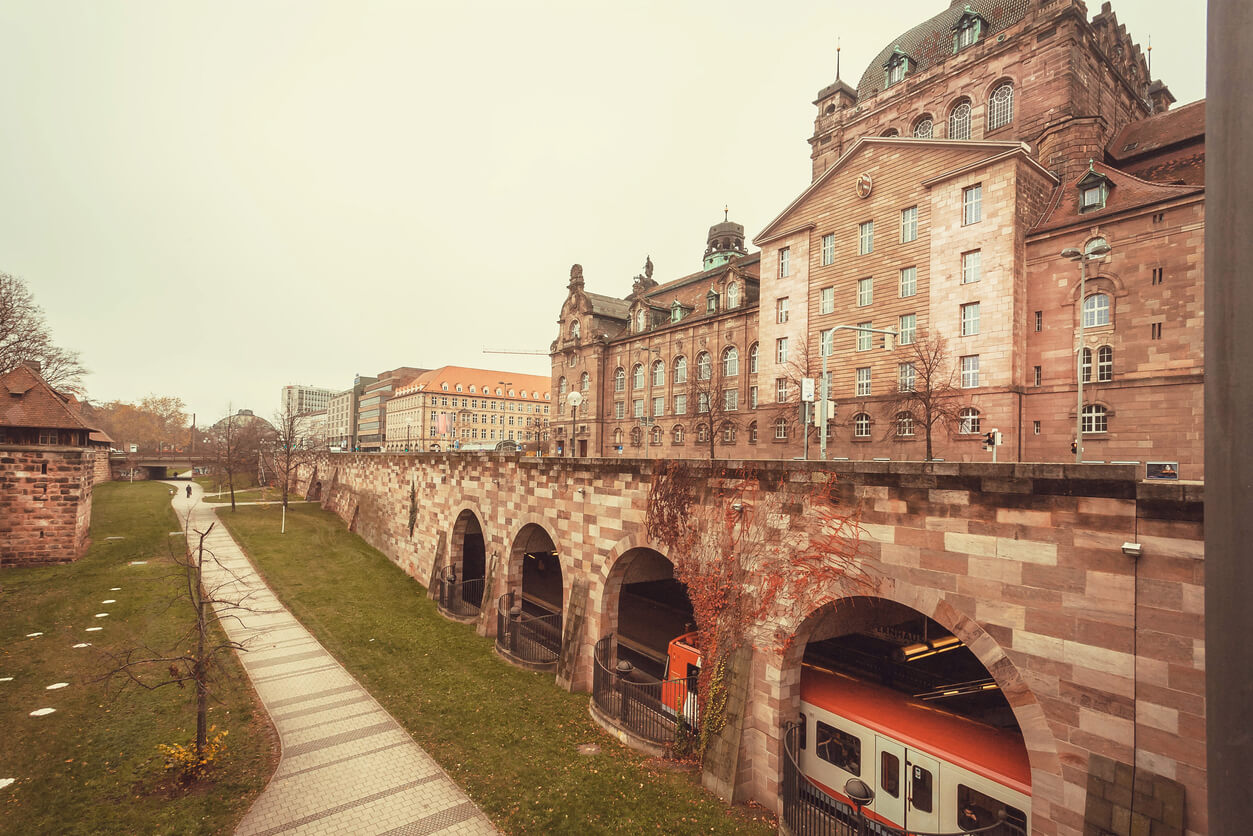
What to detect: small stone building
<box><xmin>0</xmin><ymin>362</ymin><xmax>103</xmax><ymax>567</ymax></box>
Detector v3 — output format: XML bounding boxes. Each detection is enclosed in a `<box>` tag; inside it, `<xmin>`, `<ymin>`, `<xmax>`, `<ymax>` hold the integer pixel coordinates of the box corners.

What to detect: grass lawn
<box><xmin>220</xmin><ymin>503</ymin><xmax>776</xmax><ymax>836</ymax></box>
<box><xmin>202</xmin><ymin>487</ymin><xmax>293</xmax><ymax>504</ymax></box>
<box><xmin>0</xmin><ymin>482</ymin><xmax>277</xmax><ymax>835</ymax></box>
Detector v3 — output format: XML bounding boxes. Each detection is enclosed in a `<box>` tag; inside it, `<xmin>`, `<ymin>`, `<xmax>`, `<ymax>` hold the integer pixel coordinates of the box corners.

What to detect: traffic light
<box><xmin>1071</xmin><ymin>439</ymin><xmax>1077</xmax><ymax>455</ymax></box>
<box><xmin>984</xmin><ymin>432</ymin><xmax>996</xmax><ymax>451</ymax></box>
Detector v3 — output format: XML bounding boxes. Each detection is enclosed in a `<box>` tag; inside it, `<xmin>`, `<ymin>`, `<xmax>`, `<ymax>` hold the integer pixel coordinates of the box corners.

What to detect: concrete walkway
<box><xmin>168</xmin><ymin>482</ymin><xmax>497</xmax><ymax>836</ymax></box>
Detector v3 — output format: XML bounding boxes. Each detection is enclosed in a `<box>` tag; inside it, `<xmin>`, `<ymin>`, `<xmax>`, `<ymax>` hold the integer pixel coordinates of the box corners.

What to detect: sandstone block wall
<box><xmin>0</xmin><ymin>446</ymin><xmax>95</xmax><ymax>567</ymax></box>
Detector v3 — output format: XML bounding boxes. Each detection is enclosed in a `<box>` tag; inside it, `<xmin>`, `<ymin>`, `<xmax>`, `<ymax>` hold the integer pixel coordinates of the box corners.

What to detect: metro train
<box><xmin>798</xmin><ymin>663</ymin><xmax>1030</xmax><ymax>833</ymax></box>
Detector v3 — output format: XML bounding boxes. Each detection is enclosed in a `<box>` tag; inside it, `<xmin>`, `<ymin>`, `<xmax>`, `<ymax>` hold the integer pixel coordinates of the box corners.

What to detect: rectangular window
<box><xmin>1152</xmin><ymin>267</ymin><xmax>1164</xmax><ymax>285</ymax></box>
<box><xmin>1033</xmin><ymin>365</ymin><xmax>1042</xmax><ymax>386</ymax></box>
<box><xmin>961</xmin><ymin>249</ymin><xmax>981</xmax><ymax>284</ymax></box>
<box><xmin>815</xmin><ymin>722</ymin><xmax>861</xmax><ymax>776</ymax></box>
<box><xmin>911</xmin><ymin>766</ymin><xmax>934</xmax><ymax>813</ymax></box>
<box><xmin>898</xmin><ymin>313</ymin><xmax>916</xmax><ymax>345</ymax></box>
<box><xmin>1033</xmin><ymin>420</ymin><xmax>1041</xmax><ymax>435</ymax></box>
<box><xmin>822</xmin><ymin>233</ymin><xmax>835</xmax><ymax>266</ymax></box>
<box><xmin>820</xmin><ymin>328</ymin><xmax>834</xmax><ymax>357</ymax></box>
<box><xmin>776</xmin><ymin>337</ymin><xmax>789</xmax><ymax>364</ymax></box>
<box><xmin>633</xmin><ymin>399</ymin><xmax>644</xmax><ymax>418</ymax></box>
<box><xmin>961</xmin><ymin>355</ymin><xmax>980</xmax><ymax>388</ymax></box>
<box><xmin>820</xmin><ymin>286</ymin><xmax>835</xmax><ymax>314</ymax></box>
<box><xmin>898</xmin><ymin>362</ymin><xmax>916</xmax><ymax>392</ymax></box>
<box><xmin>777</xmin><ymin>297</ymin><xmax>789</xmax><ymax>323</ymax></box>
<box><xmin>723</xmin><ymin>389</ymin><xmax>738</xmax><ymax>411</ymax></box>
<box><xmin>1151</xmin><ymin>322</ymin><xmax>1163</xmax><ymax>340</ymax></box>
<box><xmin>749</xmin><ymin>385</ymin><xmax>758</xmax><ymax>409</ymax></box>
<box><xmin>961</xmin><ymin>302</ymin><xmax>980</xmax><ymax>336</ymax></box>
<box><xmin>957</xmin><ymin>785</ymin><xmax>1027</xmax><ymax>831</ymax></box>
<box><xmin>962</xmin><ymin>184</ymin><xmax>982</xmax><ymax>225</ymax></box>
<box><xmin>1035</xmin><ymin>310</ymin><xmax>1043</xmax><ymax>331</ymax></box>
<box><xmin>776</xmin><ymin>378</ymin><xmax>788</xmax><ymax>402</ymax></box>
<box><xmin>856</xmin><ymin>367</ymin><xmax>872</xmax><ymax>396</ymax></box>
<box><xmin>652</xmin><ymin>396</ymin><xmax>664</xmax><ymax>417</ymax></box>
<box><xmin>899</xmin><ymin>266</ymin><xmax>917</xmax><ymax>297</ymax></box>
<box><xmin>778</xmin><ymin>247</ymin><xmax>791</xmax><ymax>277</ymax></box>
<box><xmin>900</xmin><ymin>206</ymin><xmax>918</xmax><ymax>243</ymax></box>
<box><xmin>698</xmin><ymin>392</ymin><xmax>710</xmax><ymax>413</ymax></box>
<box><xmin>881</xmin><ymin>752</ymin><xmax>901</xmax><ymax>798</ymax></box>
<box><xmin>857</xmin><ymin>322</ymin><xmax>873</xmax><ymax>351</ymax></box>
<box><xmin>859</xmin><ymin>221</ymin><xmax>874</xmax><ymax>255</ymax></box>
<box><xmin>857</xmin><ymin>277</ymin><xmax>873</xmax><ymax>307</ymax></box>
<box><xmin>673</xmin><ymin>394</ymin><xmax>687</xmax><ymax>415</ymax></box>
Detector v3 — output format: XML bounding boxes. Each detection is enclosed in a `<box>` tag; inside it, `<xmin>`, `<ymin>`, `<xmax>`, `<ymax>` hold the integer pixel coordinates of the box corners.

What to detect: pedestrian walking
<box><xmin>186</xmin><ymin>484</ymin><xmax>192</xmax><ymax>498</ymax></box>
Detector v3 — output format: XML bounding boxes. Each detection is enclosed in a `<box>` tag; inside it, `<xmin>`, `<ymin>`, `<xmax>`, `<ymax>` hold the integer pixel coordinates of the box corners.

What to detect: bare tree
<box><xmin>101</xmin><ymin>523</ymin><xmax>267</xmax><ymax>771</ymax></box>
<box><xmin>265</xmin><ymin>401</ymin><xmax>316</xmax><ymax>532</ymax></box>
<box><xmin>206</xmin><ymin>409</ymin><xmax>273</xmax><ymax>511</ymax></box>
<box><xmin>684</xmin><ymin>344</ymin><xmax>747</xmax><ymax>460</ymax></box>
<box><xmin>0</xmin><ymin>272</ymin><xmax>88</xmax><ymax>395</ymax></box>
<box><xmin>885</xmin><ymin>329</ymin><xmax>964</xmax><ymax>461</ymax></box>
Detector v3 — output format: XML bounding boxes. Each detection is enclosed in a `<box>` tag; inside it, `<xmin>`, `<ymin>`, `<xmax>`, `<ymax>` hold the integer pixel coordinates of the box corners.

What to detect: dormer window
<box><xmin>636</xmin><ymin>309</ymin><xmax>647</xmax><ymax>333</ymax></box>
<box><xmin>727</xmin><ymin>282</ymin><xmax>740</xmax><ymax>308</ymax></box>
<box><xmin>953</xmin><ymin>7</ymin><xmax>987</xmax><ymax>52</ymax></box>
<box><xmin>1077</xmin><ymin>169</ymin><xmax>1114</xmax><ymax>213</ymax></box>
<box><xmin>883</xmin><ymin>48</ymin><xmax>913</xmax><ymax>88</ymax></box>
<box><xmin>670</xmin><ymin>300</ymin><xmax>684</xmax><ymax>323</ymax></box>
<box><xmin>706</xmin><ymin>290</ymin><xmax>719</xmax><ymax>313</ymax></box>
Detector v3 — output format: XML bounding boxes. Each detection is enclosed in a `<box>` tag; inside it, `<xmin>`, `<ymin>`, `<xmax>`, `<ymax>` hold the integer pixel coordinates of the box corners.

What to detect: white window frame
<box><xmin>960</xmin><ymin>354</ymin><xmax>980</xmax><ymax>388</ymax></box>
<box><xmin>854</xmin><ymin>413</ymin><xmax>871</xmax><ymax>437</ymax></box>
<box><xmin>949</xmin><ymin>101</ymin><xmax>972</xmax><ymax>140</ymax></box>
<box><xmin>674</xmin><ymin>356</ymin><xmax>687</xmax><ymax>384</ymax></box>
<box><xmin>961</xmin><ymin>249</ymin><xmax>981</xmax><ymax>284</ymax></box>
<box><xmin>777</xmin><ymin>297</ymin><xmax>789</xmax><ymax>324</ymax></box>
<box><xmin>857</xmin><ymin>277</ymin><xmax>873</xmax><ymax>307</ymax></box>
<box><xmin>858</xmin><ymin>221</ymin><xmax>874</xmax><ymax>255</ymax></box>
<box><xmin>959</xmin><ymin>408</ymin><xmax>980</xmax><ymax>434</ymax></box>
<box><xmin>961</xmin><ymin>302</ymin><xmax>980</xmax><ymax>336</ymax></box>
<box><xmin>899</xmin><ymin>266</ymin><xmax>917</xmax><ymax>298</ymax></box>
<box><xmin>857</xmin><ymin>322</ymin><xmax>873</xmax><ymax>351</ymax></box>
<box><xmin>776</xmin><ymin>338</ymin><xmax>788</xmax><ymax>364</ymax></box>
<box><xmin>723</xmin><ymin>347</ymin><xmax>739</xmax><ymax>377</ymax></box>
<box><xmin>774</xmin><ymin>418</ymin><xmax>788</xmax><ymax>440</ymax></box>
<box><xmin>723</xmin><ymin>389</ymin><xmax>738</xmax><ymax>411</ymax></box>
<box><xmin>962</xmin><ymin>183</ymin><xmax>982</xmax><ymax>224</ymax></box>
<box><xmin>898</xmin><ymin>362</ymin><xmax>916</xmax><ymax>392</ymax></box>
<box><xmin>779</xmin><ymin>246</ymin><xmax>791</xmax><ymax>278</ymax></box>
<box><xmin>1083</xmin><ymin>293</ymin><xmax>1111</xmax><ymax>327</ymax></box>
<box><xmin>898</xmin><ymin>313</ymin><xmax>916</xmax><ymax>345</ymax></box>
<box><xmin>697</xmin><ymin>352</ymin><xmax>712</xmax><ymax>381</ymax></box>
<box><xmin>1082</xmin><ymin>404</ymin><xmax>1108</xmax><ymax>433</ymax></box>
<box><xmin>651</xmin><ymin>360</ymin><xmax>665</xmax><ymax>387</ymax></box>
<box><xmin>897</xmin><ymin>413</ymin><xmax>915</xmax><ymax>436</ymax></box>
<box><xmin>820</xmin><ymin>286</ymin><xmax>835</xmax><ymax>314</ymax></box>
<box><xmin>673</xmin><ymin>393</ymin><xmax>687</xmax><ymax>415</ymax></box>
<box><xmin>856</xmin><ymin>367</ymin><xmax>872</xmax><ymax>396</ymax></box>
<box><xmin>901</xmin><ymin>206</ymin><xmax>918</xmax><ymax>243</ymax></box>
<box><xmin>988</xmin><ymin>82</ymin><xmax>1014</xmax><ymax>130</ymax></box>
<box><xmin>822</xmin><ymin>233</ymin><xmax>835</xmax><ymax>266</ymax></box>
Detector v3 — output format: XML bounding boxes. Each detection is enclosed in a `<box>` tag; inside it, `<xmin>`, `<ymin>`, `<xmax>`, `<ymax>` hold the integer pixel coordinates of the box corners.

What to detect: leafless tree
<box><xmin>207</xmin><ymin>408</ymin><xmax>274</xmax><ymax>511</ymax></box>
<box><xmin>265</xmin><ymin>401</ymin><xmax>317</xmax><ymax>531</ymax></box>
<box><xmin>885</xmin><ymin>329</ymin><xmax>965</xmax><ymax>460</ymax></box>
<box><xmin>0</xmin><ymin>272</ymin><xmax>88</xmax><ymax>395</ymax></box>
<box><xmin>682</xmin><ymin>343</ymin><xmax>749</xmax><ymax>460</ymax></box>
<box><xmin>100</xmin><ymin>523</ymin><xmax>268</xmax><ymax>765</ymax></box>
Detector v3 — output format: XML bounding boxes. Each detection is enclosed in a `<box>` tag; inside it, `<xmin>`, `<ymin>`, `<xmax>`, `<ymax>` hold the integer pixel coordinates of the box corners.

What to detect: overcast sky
<box><xmin>0</xmin><ymin>1</ymin><xmax>1205</xmax><ymax>426</ymax></box>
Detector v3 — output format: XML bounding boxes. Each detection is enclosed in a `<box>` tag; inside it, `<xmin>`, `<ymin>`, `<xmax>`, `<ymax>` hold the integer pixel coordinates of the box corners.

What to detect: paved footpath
<box><xmin>169</xmin><ymin>483</ymin><xmax>498</xmax><ymax>836</ymax></box>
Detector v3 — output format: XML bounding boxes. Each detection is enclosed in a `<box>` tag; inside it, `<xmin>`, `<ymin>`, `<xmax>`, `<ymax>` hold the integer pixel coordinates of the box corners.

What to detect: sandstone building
<box><xmin>385</xmin><ymin>366</ymin><xmax>551</xmax><ymax>453</ymax></box>
<box><xmin>552</xmin><ymin>0</ymin><xmax>1204</xmax><ymax>476</ymax></box>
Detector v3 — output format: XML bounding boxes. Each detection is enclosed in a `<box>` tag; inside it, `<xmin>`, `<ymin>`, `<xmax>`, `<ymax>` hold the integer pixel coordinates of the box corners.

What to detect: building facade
<box><xmin>552</xmin><ymin>0</ymin><xmax>1204</xmax><ymax>476</ymax></box>
<box><xmin>280</xmin><ymin>384</ymin><xmax>337</xmax><ymax>417</ymax></box>
<box><xmin>384</xmin><ymin>366</ymin><xmax>551</xmax><ymax>453</ymax></box>
<box><xmin>355</xmin><ymin>367</ymin><xmax>427</xmax><ymax>452</ymax></box>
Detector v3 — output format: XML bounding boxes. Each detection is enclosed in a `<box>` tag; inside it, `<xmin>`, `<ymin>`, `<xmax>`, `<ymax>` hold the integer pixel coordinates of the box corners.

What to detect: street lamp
<box><xmin>1061</xmin><ymin>241</ymin><xmax>1113</xmax><ymax>463</ymax></box>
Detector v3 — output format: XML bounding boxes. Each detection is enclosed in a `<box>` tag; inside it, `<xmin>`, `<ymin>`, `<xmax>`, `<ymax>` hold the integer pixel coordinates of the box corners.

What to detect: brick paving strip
<box><xmin>169</xmin><ymin>483</ymin><xmax>499</xmax><ymax>836</ymax></box>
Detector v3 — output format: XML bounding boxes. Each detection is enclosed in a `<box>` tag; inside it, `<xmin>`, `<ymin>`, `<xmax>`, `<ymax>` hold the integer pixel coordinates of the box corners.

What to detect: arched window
<box><xmin>558</xmin><ymin>377</ymin><xmax>568</xmax><ymax>397</ymax></box>
<box><xmin>580</xmin><ymin>372</ymin><xmax>590</xmax><ymax>392</ymax></box>
<box><xmin>1082</xmin><ymin>404</ymin><xmax>1108</xmax><ymax>433</ymax></box>
<box><xmin>988</xmin><ymin>82</ymin><xmax>1014</xmax><ymax>130</ymax></box>
<box><xmin>697</xmin><ymin>424</ymin><xmax>710</xmax><ymax>443</ymax></box>
<box><xmin>651</xmin><ymin>425</ymin><xmax>663</xmax><ymax>445</ymax></box>
<box><xmin>570</xmin><ymin>320</ymin><xmax>581</xmax><ymax>339</ymax></box>
<box><xmin>854</xmin><ymin>413</ymin><xmax>872</xmax><ymax>437</ymax></box>
<box><xmin>672</xmin><ymin>425</ymin><xmax>684</xmax><ymax>444</ymax></box>
<box><xmin>632</xmin><ymin>363</ymin><xmax>645</xmax><ymax>389</ymax></box>
<box><xmin>749</xmin><ymin>421</ymin><xmax>758</xmax><ymax>444</ymax></box>
<box><xmin>881</xmin><ymin>127</ymin><xmax>900</xmax><ymax>137</ymax></box>
<box><xmin>613</xmin><ymin>428</ymin><xmax>623</xmax><ymax>446</ymax></box>
<box><xmin>774</xmin><ymin>417</ymin><xmax>789</xmax><ymax>440</ymax></box>
<box><xmin>723</xmin><ymin>346</ymin><xmax>739</xmax><ymax>377</ymax></box>
<box><xmin>949</xmin><ymin>100</ymin><xmax>972</xmax><ymax>140</ymax></box>
<box><xmin>697</xmin><ymin>352</ymin><xmax>712</xmax><ymax>381</ymax></box>
<box><xmin>1083</xmin><ymin>293</ymin><xmax>1111</xmax><ymax>327</ymax></box>
<box><xmin>674</xmin><ymin>356</ymin><xmax>688</xmax><ymax>384</ymax></box>
<box><xmin>727</xmin><ymin>282</ymin><xmax>740</xmax><ymax>308</ymax></box>
<box><xmin>1097</xmin><ymin>345</ymin><xmax>1113</xmax><ymax>382</ymax></box>
<box><xmin>721</xmin><ymin>422</ymin><xmax>736</xmax><ymax>443</ymax></box>
<box><xmin>630</xmin><ymin>427</ymin><xmax>643</xmax><ymax>447</ymax></box>
<box><xmin>958</xmin><ymin>407</ymin><xmax>981</xmax><ymax>434</ymax></box>
<box><xmin>913</xmin><ymin>117</ymin><xmax>934</xmax><ymax>138</ymax></box>
<box><xmin>651</xmin><ymin>360</ymin><xmax>665</xmax><ymax>387</ymax></box>
<box><xmin>614</xmin><ymin>367</ymin><xmax>626</xmax><ymax>392</ymax></box>
<box><xmin>749</xmin><ymin>343</ymin><xmax>759</xmax><ymax>374</ymax></box>
<box><xmin>897</xmin><ymin>412</ymin><xmax>914</xmax><ymax>436</ymax></box>
<box><xmin>1085</xmin><ymin>236</ymin><xmax>1109</xmax><ymax>255</ymax></box>
<box><xmin>636</xmin><ymin>309</ymin><xmax>647</xmax><ymax>333</ymax></box>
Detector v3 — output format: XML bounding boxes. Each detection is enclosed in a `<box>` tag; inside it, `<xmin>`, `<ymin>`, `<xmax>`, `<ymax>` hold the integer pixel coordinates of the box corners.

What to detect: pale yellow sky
<box><xmin>0</xmin><ymin>1</ymin><xmax>1206</xmax><ymax>423</ymax></box>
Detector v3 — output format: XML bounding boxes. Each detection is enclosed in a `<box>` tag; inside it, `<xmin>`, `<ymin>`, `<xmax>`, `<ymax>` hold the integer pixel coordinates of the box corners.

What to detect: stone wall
<box><xmin>0</xmin><ymin>446</ymin><xmax>95</xmax><ymax>567</ymax></box>
<box><xmin>294</xmin><ymin>452</ymin><xmax>1206</xmax><ymax>836</ymax></box>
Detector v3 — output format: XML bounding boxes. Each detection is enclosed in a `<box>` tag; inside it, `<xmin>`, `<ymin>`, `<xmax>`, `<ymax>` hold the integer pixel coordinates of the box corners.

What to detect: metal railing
<box><xmin>494</xmin><ymin>591</ymin><xmax>562</xmax><ymax>668</ymax></box>
<box><xmin>781</xmin><ymin>722</ymin><xmax>1026</xmax><ymax>836</ymax></box>
<box><xmin>591</xmin><ymin>635</ymin><xmax>699</xmax><ymax>747</ymax></box>
<box><xmin>436</xmin><ymin>567</ymin><xmax>485</xmax><ymax>618</ymax></box>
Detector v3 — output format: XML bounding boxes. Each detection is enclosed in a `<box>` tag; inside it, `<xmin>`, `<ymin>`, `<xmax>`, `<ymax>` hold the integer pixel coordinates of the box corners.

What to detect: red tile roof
<box><xmin>0</xmin><ymin>363</ymin><xmax>96</xmax><ymax>432</ymax></box>
<box><xmin>1108</xmin><ymin>100</ymin><xmax>1205</xmax><ymax>164</ymax></box>
<box><xmin>1032</xmin><ymin>162</ymin><xmax>1202</xmax><ymax>234</ymax></box>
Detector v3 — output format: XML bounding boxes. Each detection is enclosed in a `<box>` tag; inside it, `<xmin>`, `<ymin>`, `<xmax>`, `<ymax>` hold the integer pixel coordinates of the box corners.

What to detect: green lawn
<box><xmin>202</xmin><ymin>487</ymin><xmax>293</xmax><ymax>504</ymax></box>
<box><xmin>220</xmin><ymin>503</ymin><xmax>775</xmax><ymax>836</ymax></box>
<box><xmin>0</xmin><ymin>482</ymin><xmax>277</xmax><ymax>835</ymax></box>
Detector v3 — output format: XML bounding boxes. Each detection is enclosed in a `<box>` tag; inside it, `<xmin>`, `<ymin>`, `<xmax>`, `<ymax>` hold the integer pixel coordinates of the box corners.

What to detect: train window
<box><xmin>799</xmin><ymin>713</ymin><xmax>807</xmax><ymax>750</ymax></box>
<box><xmin>910</xmin><ymin>764</ymin><xmax>933</xmax><ymax>813</ymax></box>
<box><xmin>880</xmin><ymin>751</ymin><xmax>900</xmax><ymax>798</ymax></box>
<box><xmin>815</xmin><ymin>722</ymin><xmax>861</xmax><ymax>776</ymax></box>
<box><xmin>957</xmin><ymin>785</ymin><xmax>1027</xmax><ymax>830</ymax></box>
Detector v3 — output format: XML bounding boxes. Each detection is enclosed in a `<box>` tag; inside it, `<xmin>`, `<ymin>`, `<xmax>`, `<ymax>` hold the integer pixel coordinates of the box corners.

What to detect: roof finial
<box><xmin>1147</xmin><ymin>33</ymin><xmax>1152</xmax><ymax>77</ymax></box>
<box><xmin>724</xmin><ymin>204</ymin><xmax>729</xmax><ymax>222</ymax></box>
<box><xmin>1089</xmin><ymin>158</ymin><xmax>1095</xmax><ymax>172</ymax></box>
<box><xmin>836</xmin><ymin>37</ymin><xmax>841</xmax><ymax>81</ymax></box>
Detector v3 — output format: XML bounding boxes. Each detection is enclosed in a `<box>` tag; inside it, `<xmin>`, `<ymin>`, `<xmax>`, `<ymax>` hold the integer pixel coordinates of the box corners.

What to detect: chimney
<box><xmin>19</xmin><ymin>360</ymin><xmax>42</xmax><ymax>373</ymax></box>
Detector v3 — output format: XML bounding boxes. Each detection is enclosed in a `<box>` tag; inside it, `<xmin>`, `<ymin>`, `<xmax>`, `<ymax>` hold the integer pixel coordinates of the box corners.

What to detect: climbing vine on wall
<box><xmin>408</xmin><ymin>481</ymin><xmax>417</xmax><ymax>537</ymax></box>
<box><xmin>645</xmin><ymin>461</ymin><xmax>875</xmax><ymax>758</ymax></box>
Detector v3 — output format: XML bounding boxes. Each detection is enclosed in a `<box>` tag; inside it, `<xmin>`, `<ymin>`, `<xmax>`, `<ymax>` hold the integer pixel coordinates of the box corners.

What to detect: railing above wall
<box><xmin>495</xmin><ymin>591</ymin><xmax>561</xmax><ymax>670</ymax></box>
<box><xmin>435</xmin><ymin>566</ymin><xmax>484</xmax><ymax>619</ymax></box>
<box><xmin>591</xmin><ymin>635</ymin><xmax>698</xmax><ymax>749</ymax></box>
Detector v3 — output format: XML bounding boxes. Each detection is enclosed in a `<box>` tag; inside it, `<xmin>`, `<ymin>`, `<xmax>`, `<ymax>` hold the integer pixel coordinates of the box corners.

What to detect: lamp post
<box><xmin>1061</xmin><ymin>242</ymin><xmax>1113</xmax><ymax>463</ymax></box>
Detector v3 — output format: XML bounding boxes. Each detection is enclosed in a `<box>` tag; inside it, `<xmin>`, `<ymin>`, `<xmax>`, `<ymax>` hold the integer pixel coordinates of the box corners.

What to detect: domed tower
<box><xmin>703</xmin><ymin>210</ymin><xmax>748</xmax><ymax>270</ymax></box>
